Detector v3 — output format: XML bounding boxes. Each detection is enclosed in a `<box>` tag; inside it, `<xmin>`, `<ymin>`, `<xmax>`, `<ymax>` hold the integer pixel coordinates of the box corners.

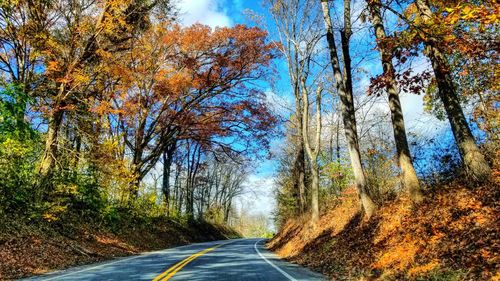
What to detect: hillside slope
<box><xmin>269</xmin><ymin>178</ymin><xmax>499</xmax><ymax>280</ymax></box>
<box><xmin>0</xmin><ymin>219</ymin><xmax>239</xmax><ymax>280</ymax></box>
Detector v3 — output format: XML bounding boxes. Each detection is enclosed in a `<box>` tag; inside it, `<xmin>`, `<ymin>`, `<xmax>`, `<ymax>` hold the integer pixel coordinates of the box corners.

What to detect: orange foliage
<box><xmin>108</xmin><ymin>21</ymin><xmax>278</xmax><ymax>179</ymax></box>
<box><xmin>269</xmin><ymin>180</ymin><xmax>500</xmax><ymax>280</ymax></box>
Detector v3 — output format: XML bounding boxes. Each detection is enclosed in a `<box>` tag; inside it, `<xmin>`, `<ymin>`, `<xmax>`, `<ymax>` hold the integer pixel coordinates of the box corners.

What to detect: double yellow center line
<box><xmin>152</xmin><ymin>243</ymin><xmax>225</xmax><ymax>281</ymax></box>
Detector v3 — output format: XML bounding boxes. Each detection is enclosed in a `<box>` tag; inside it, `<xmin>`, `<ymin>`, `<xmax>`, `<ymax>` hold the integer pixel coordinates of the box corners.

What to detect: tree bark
<box><xmin>223</xmin><ymin>201</ymin><xmax>232</xmax><ymax>224</ymax></box>
<box><xmin>301</xmin><ymin>78</ymin><xmax>322</xmax><ymax>226</ymax></box>
<box><xmin>295</xmin><ymin>138</ymin><xmax>307</xmax><ymax>213</ymax></box>
<box><xmin>293</xmin><ymin>53</ymin><xmax>307</xmax><ymax>214</ymax></box>
<box><xmin>174</xmin><ymin>162</ymin><xmax>182</xmax><ymax>214</ymax></box>
<box><xmin>415</xmin><ymin>0</ymin><xmax>491</xmax><ymax>182</ymax></box>
<box><xmin>39</xmin><ymin>109</ymin><xmax>64</xmax><ymax>178</ymax></box>
<box><xmin>367</xmin><ymin>0</ymin><xmax>423</xmax><ymax>203</ymax></box>
<box><xmin>130</xmin><ymin>151</ymin><xmax>143</xmax><ymax>199</ymax></box>
<box><xmin>162</xmin><ymin>141</ymin><xmax>177</xmax><ymax>216</ymax></box>
<box><xmin>320</xmin><ymin>0</ymin><xmax>377</xmax><ymax>218</ymax></box>
<box><xmin>185</xmin><ymin>141</ymin><xmax>201</xmax><ymax>219</ymax></box>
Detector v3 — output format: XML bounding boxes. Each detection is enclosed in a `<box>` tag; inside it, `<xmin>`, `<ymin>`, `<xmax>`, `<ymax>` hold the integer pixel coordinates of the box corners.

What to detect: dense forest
<box><xmin>0</xmin><ymin>0</ymin><xmax>280</xmax><ymax>226</ymax></box>
<box><xmin>0</xmin><ymin>0</ymin><xmax>498</xmax><ymax>280</ymax></box>
<box><xmin>0</xmin><ymin>1</ymin><xmax>278</xmax><ymax>277</ymax></box>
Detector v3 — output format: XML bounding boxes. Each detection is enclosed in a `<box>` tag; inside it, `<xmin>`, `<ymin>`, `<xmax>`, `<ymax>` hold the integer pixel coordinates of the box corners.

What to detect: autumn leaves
<box><xmin>270</xmin><ymin>0</ymin><xmax>495</xmax><ymax>227</ymax></box>
<box><xmin>0</xmin><ymin>0</ymin><xmax>280</xmax><ymax>218</ymax></box>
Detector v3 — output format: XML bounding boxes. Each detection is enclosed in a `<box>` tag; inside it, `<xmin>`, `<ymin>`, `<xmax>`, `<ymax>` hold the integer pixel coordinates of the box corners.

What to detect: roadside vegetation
<box><xmin>0</xmin><ymin>0</ymin><xmax>280</xmax><ymax>279</ymax></box>
<box><xmin>1</xmin><ymin>0</ymin><xmax>498</xmax><ymax>280</ymax></box>
<box><xmin>267</xmin><ymin>0</ymin><xmax>499</xmax><ymax>280</ymax></box>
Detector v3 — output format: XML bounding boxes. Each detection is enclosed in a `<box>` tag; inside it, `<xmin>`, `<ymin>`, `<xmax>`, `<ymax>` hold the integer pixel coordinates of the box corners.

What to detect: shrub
<box><xmin>0</xmin><ymin>138</ymin><xmax>40</xmax><ymax>218</ymax></box>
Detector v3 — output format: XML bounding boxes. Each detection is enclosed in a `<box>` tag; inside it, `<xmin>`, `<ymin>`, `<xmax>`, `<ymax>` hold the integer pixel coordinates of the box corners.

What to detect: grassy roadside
<box><xmin>0</xmin><ymin>217</ymin><xmax>240</xmax><ymax>280</ymax></box>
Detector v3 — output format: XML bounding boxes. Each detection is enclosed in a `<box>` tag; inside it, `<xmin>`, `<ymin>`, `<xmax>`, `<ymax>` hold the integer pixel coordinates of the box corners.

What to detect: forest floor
<box><xmin>269</xmin><ymin>173</ymin><xmax>499</xmax><ymax>280</ymax></box>
<box><xmin>0</xmin><ymin>217</ymin><xmax>239</xmax><ymax>280</ymax></box>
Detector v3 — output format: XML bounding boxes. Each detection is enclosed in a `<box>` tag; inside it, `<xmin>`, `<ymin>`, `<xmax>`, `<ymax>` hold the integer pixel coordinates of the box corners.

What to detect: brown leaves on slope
<box><xmin>0</xmin><ymin>220</ymin><xmax>236</xmax><ymax>280</ymax></box>
<box><xmin>0</xmin><ymin>230</ymin><xmax>136</xmax><ymax>280</ymax></box>
<box><xmin>269</xmin><ymin>181</ymin><xmax>499</xmax><ymax>280</ymax></box>
<box><xmin>374</xmin><ymin>184</ymin><xmax>498</xmax><ymax>278</ymax></box>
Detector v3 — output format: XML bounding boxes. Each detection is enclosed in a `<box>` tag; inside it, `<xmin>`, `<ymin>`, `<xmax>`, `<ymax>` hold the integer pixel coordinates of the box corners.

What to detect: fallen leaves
<box><xmin>269</xmin><ymin>180</ymin><xmax>500</xmax><ymax>280</ymax></box>
<box><xmin>0</xmin><ymin>220</ymin><xmax>236</xmax><ymax>279</ymax></box>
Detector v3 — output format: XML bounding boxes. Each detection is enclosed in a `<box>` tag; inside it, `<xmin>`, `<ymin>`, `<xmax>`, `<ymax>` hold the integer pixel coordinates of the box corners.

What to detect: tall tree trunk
<box><xmin>223</xmin><ymin>201</ymin><xmax>231</xmax><ymax>224</ymax></box>
<box><xmin>187</xmin><ymin>188</ymin><xmax>194</xmax><ymax>219</ymax></box>
<box><xmin>310</xmin><ymin>166</ymin><xmax>319</xmax><ymax>223</ymax></box>
<box><xmin>130</xmin><ymin>149</ymin><xmax>144</xmax><ymax>199</ymax></box>
<box><xmin>301</xmin><ymin>78</ymin><xmax>322</xmax><ymax>226</ymax></box>
<box><xmin>162</xmin><ymin>141</ymin><xmax>176</xmax><ymax>216</ymax></box>
<box><xmin>295</xmin><ymin>144</ymin><xmax>307</xmax><ymax>213</ymax></box>
<box><xmin>185</xmin><ymin>141</ymin><xmax>201</xmax><ymax>219</ymax></box>
<box><xmin>367</xmin><ymin>0</ymin><xmax>423</xmax><ymax>203</ymax></box>
<box><xmin>293</xmin><ymin>75</ymin><xmax>307</xmax><ymax>214</ymax></box>
<box><xmin>39</xmin><ymin>109</ymin><xmax>64</xmax><ymax>178</ymax></box>
<box><xmin>336</xmin><ymin>116</ymin><xmax>341</xmax><ymax>161</ymax></box>
<box><xmin>415</xmin><ymin>0</ymin><xmax>491</xmax><ymax>182</ymax></box>
<box><xmin>320</xmin><ymin>0</ymin><xmax>377</xmax><ymax>218</ymax></box>
<box><xmin>198</xmin><ymin>188</ymin><xmax>204</xmax><ymax>220</ymax></box>
<box><xmin>129</xmin><ymin>116</ymin><xmax>147</xmax><ymax>199</ymax></box>
<box><xmin>162</xmin><ymin>152</ymin><xmax>170</xmax><ymax>214</ymax></box>
<box><xmin>328</xmin><ymin>118</ymin><xmax>336</xmax><ymax>195</ymax></box>
<box><xmin>175</xmin><ymin>163</ymin><xmax>183</xmax><ymax>215</ymax></box>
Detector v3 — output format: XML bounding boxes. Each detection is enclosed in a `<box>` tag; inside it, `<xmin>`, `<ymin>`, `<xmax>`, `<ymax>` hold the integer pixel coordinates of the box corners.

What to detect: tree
<box><xmin>366</xmin><ymin>0</ymin><xmax>423</xmax><ymax>203</ymax></box>
<box><xmin>301</xmin><ymin>81</ymin><xmax>322</xmax><ymax>224</ymax></box>
<box><xmin>381</xmin><ymin>0</ymin><xmax>494</xmax><ymax>182</ymax></box>
<box><xmin>0</xmin><ymin>0</ymin><xmax>44</xmax><ymax>125</ymax></box>
<box><xmin>34</xmin><ymin>0</ymin><xmax>161</xmax><ymax>180</ymax></box>
<box><xmin>320</xmin><ymin>0</ymin><xmax>377</xmax><ymax>218</ymax></box>
<box><xmin>110</xmin><ymin>23</ymin><xmax>278</xmax><ymax>197</ymax></box>
<box><xmin>267</xmin><ymin>0</ymin><xmax>323</xmax><ymax>214</ymax></box>
<box><xmin>162</xmin><ymin>140</ymin><xmax>177</xmax><ymax>215</ymax></box>
<box><xmin>413</xmin><ymin>0</ymin><xmax>491</xmax><ymax>181</ymax></box>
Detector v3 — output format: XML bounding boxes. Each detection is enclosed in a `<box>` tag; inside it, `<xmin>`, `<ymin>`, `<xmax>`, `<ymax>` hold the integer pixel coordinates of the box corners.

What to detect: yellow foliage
<box><xmin>42</xmin><ymin>213</ymin><xmax>58</xmax><ymax>222</ymax></box>
<box><xmin>373</xmin><ymin>238</ymin><xmax>419</xmax><ymax>270</ymax></box>
<box><xmin>0</xmin><ymin>138</ymin><xmax>32</xmax><ymax>156</ymax></box>
<box><xmin>42</xmin><ymin>205</ymin><xmax>67</xmax><ymax>222</ymax></box>
<box><xmin>46</xmin><ymin>60</ymin><xmax>60</xmax><ymax>72</ymax></box>
<box><xmin>407</xmin><ymin>260</ymin><xmax>441</xmax><ymax>277</ymax></box>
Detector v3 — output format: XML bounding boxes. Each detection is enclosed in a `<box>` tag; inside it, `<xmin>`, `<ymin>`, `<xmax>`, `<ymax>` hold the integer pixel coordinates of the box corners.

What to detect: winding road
<box><xmin>24</xmin><ymin>238</ymin><xmax>326</xmax><ymax>281</ymax></box>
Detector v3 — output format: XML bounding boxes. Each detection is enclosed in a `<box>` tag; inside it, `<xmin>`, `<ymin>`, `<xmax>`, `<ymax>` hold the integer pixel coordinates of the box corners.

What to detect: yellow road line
<box><xmin>152</xmin><ymin>244</ymin><xmax>224</xmax><ymax>281</ymax></box>
<box><xmin>152</xmin><ymin>255</ymin><xmax>197</xmax><ymax>281</ymax></box>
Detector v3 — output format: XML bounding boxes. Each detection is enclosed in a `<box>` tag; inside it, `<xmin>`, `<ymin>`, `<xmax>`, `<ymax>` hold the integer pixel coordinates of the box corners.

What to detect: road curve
<box><xmin>23</xmin><ymin>238</ymin><xmax>326</xmax><ymax>281</ymax></box>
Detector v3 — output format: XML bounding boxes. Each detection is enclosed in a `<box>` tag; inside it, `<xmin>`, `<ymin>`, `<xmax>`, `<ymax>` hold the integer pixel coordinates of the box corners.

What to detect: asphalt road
<box><xmin>23</xmin><ymin>238</ymin><xmax>326</xmax><ymax>281</ymax></box>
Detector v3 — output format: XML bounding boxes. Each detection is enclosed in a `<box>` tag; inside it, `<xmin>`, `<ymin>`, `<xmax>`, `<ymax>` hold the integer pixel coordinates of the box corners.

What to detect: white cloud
<box><xmin>353</xmin><ymin>55</ymin><xmax>448</xmax><ymax>138</ymax></box>
<box><xmin>264</xmin><ymin>89</ymin><xmax>295</xmax><ymax>119</ymax></box>
<box><xmin>238</xmin><ymin>173</ymin><xmax>276</xmax><ymax>220</ymax></box>
<box><xmin>176</xmin><ymin>0</ymin><xmax>232</xmax><ymax>28</ymax></box>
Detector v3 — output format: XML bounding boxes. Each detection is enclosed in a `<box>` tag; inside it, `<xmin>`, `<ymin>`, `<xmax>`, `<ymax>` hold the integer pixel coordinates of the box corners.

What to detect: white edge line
<box><xmin>254</xmin><ymin>239</ymin><xmax>297</xmax><ymax>281</ymax></box>
<box><xmin>40</xmin><ymin>253</ymin><xmax>146</xmax><ymax>281</ymax></box>
<box><xmin>39</xmin><ymin>239</ymin><xmax>238</xmax><ymax>281</ymax></box>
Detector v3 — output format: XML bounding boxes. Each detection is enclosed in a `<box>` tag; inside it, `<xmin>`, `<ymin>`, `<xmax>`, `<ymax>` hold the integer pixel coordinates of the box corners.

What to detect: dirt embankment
<box><xmin>0</xmin><ymin>219</ymin><xmax>239</xmax><ymax>280</ymax></box>
<box><xmin>269</xmin><ymin>179</ymin><xmax>499</xmax><ymax>280</ymax></box>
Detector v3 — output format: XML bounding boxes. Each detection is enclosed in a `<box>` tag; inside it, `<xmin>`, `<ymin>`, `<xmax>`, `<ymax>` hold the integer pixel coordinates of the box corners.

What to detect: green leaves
<box><xmin>0</xmin><ymin>84</ymin><xmax>36</xmax><ymax>141</ymax></box>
